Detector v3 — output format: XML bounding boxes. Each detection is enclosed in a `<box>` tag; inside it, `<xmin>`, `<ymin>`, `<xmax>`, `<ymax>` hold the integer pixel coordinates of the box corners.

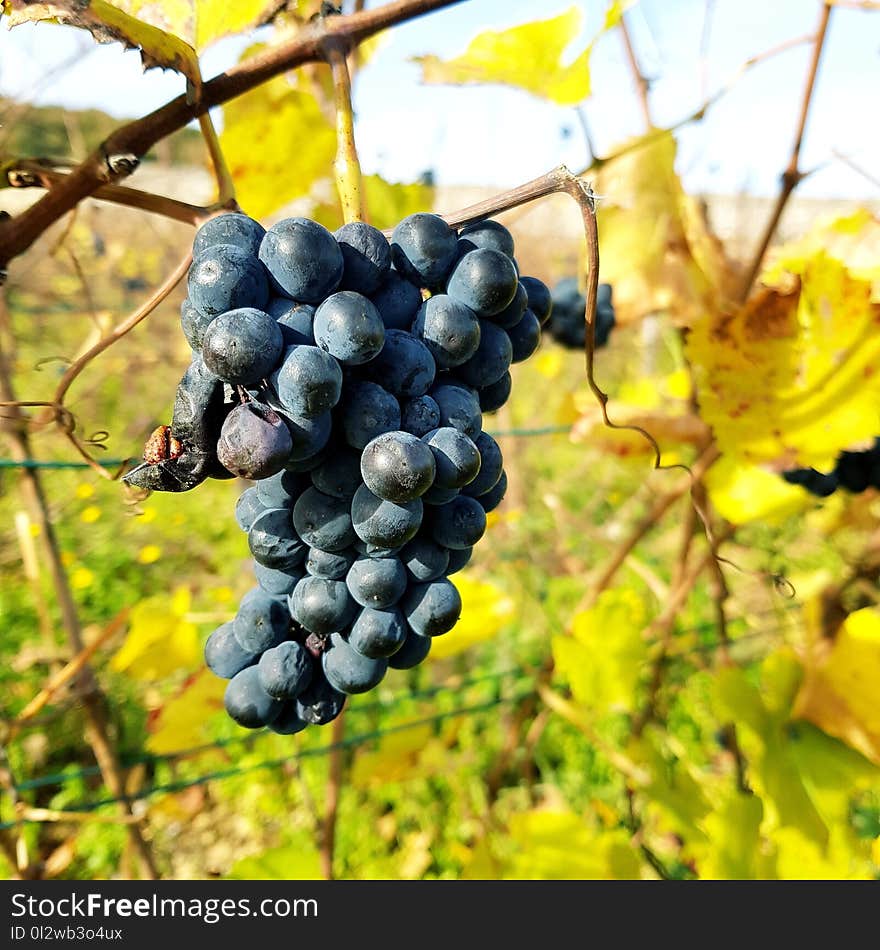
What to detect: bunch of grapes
<box><xmin>124</xmin><ymin>211</ymin><xmax>553</xmax><ymax>735</ymax></box>
<box><xmin>545</xmin><ymin>277</ymin><xmax>615</xmax><ymax>350</ymax></box>
<box><xmin>782</xmin><ymin>438</ymin><xmax>880</xmax><ymax>498</ymax></box>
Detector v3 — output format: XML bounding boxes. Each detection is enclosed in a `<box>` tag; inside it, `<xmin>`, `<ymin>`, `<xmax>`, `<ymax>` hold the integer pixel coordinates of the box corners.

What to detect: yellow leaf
<box><xmin>3</xmin><ymin>0</ymin><xmax>202</xmax><ymax>95</ymax></box>
<box><xmin>221</xmin><ymin>77</ymin><xmax>336</xmax><ymax>220</ymax></box>
<box><xmin>794</xmin><ymin>607</ymin><xmax>880</xmax><ymax>764</ymax></box>
<box><xmin>111</xmin><ymin>586</ymin><xmax>199</xmax><ymax>681</ymax></box>
<box><xmin>595</xmin><ymin>131</ymin><xmax>736</xmax><ymax>325</ymax></box>
<box><xmin>350</xmin><ymin>724</ymin><xmax>435</xmax><ymax>787</ymax></box>
<box><xmin>687</xmin><ymin>249</ymin><xmax>880</xmax><ymax>471</ymax></box>
<box><xmin>363</xmin><ymin>175</ymin><xmax>434</xmax><ymax>232</ymax></box>
<box><xmin>146</xmin><ymin>670</ymin><xmax>225</xmax><ymax>755</ymax></box>
<box><xmin>704</xmin><ymin>455</ymin><xmax>815</xmax><ymax>526</ymax></box>
<box><xmin>552</xmin><ymin>589</ymin><xmax>648</xmax><ymax>713</ymax></box>
<box><xmin>429</xmin><ymin>573</ymin><xmax>515</xmax><ymax>660</ymax></box>
<box><xmin>503</xmin><ymin>808</ymin><xmax>641</xmax><ymax>879</ymax></box>
<box><xmin>416</xmin><ymin>7</ymin><xmax>598</xmax><ymax>107</ymax></box>
<box><xmin>771</xmin><ymin>826</ymin><xmax>873</xmax><ymax>880</ymax></box>
<box><xmin>226</xmin><ymin>840</ymin><xmax>323</xmax><ymax>880</ymax></box>
<box><xmin>696</xmin><ymin>791</ymin><xmax>764</xmax><ymax>879</ymax></box>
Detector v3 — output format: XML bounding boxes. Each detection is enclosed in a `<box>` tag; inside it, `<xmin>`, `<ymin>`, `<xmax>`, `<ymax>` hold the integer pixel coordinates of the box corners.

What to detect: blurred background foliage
<box><xmin>1</xmin><ymin>0</ymin><xmax>879</xmax><ymax>880</ymax></box>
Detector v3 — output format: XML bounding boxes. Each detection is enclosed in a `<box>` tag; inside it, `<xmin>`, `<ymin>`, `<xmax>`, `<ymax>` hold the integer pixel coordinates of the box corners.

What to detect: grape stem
<box><xmin>324</xmin><ymin>40</ymin><xmax>366</xmax><ymax>224</ymax></box>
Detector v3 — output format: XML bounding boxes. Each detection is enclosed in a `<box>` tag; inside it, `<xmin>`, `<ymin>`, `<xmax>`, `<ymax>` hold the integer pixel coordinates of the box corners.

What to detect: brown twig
<box><xmin>831</xmin><ymin>149</ymin><xmax>880</xmax><ymax>190</ymax></box>
<box><xmin>0</xmin><ymin>0</ymin><xmax>465</xmax><ymax>271</ymax></box>
<box><xmin>738</xmin><ymin>3</ymin><xmax>833</xmax><ymax>300</ymax></box>
<box><xmin>5</xmin><ymin>160</ymin><xmax>211</xmax><ymax>226</ymax></box>
<box><xmin>619</xmin><ymin>13</ymin><xmax>653</xmax><ymax>130</ymax></box>
<box><xmin>0</xmin><ymin>329</ymin><xmax>160</xmax><ymax>880</ymax></box>
<box><xmin>320</xmin><ymin>711</ymin><xmax>347</xmax><ymax>880</ymax></box>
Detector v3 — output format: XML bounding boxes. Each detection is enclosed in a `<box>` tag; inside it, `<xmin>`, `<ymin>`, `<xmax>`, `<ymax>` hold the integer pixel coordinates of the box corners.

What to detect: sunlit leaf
<box><xmin>226</xmin><ymin>840</ymin><xmax>323</xmax><ymax>880</ymax></box>
<box><xmin>146</xmin><ymin>670</ymin><xmax>225</xmax><ymax>754</ymax></box>
<box><xmin>794</xmin><ymin>606</ymin><xmax>880</xmax><ymax>765</ymax></box>
<box><xmin>696</xmin><ymin>790</ymin><xmax>764</xmax><ymax>879</ymax></box>
<box><xmin>687</xmin><ymin>243</ymin><xmax>880</xmax><ymax>471</ymax></box>
<box><xmin>2</xmin><ymin>0</ymin><xmax>202</xmax><ymax>94</ymax></box>
<box><xmin>416</xmin><ymin>7</ymin><xmax>601</xmax><ymax>106</ymax></box>
<box><xmin>552</xmin><ymin>588</ymin><xmax>648</xmax><ymax>713</ymax></box>
<box><xmin>363</xmin><ymin>175</ymin><xmax>434</xmax><ymax>232</ymax></box>
<box><xmin>430</xmin><ymin>573</ymin><xmax>516</xmax><ymax>660</ymax></box>
<box><xmin>704</xmin><ymin>455</ymin><xmax>814</xmax><ymax>526</ymax></box>
<box><xmin>350</xmin><ymin>724</ymin><xmax>435</xmax><ymax>786</ymax></box>
<box><xmin>221</xmin><ymin>77</ymin><xmax>336</xmax><ymax>220</ymax></box>
<box><xmin>110</xmin><ymin>585</ymin><xmax>199</xmax><ymax>681</ymax></box>
<box><xmin>770</xmin><ymin>826</ymin><xmax>874</xmax><ymax>880</ymax></box>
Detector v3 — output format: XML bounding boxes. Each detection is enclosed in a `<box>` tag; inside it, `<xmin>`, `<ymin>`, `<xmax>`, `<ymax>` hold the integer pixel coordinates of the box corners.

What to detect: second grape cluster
<box><xmin>125</xmin><ymin>210</ymin><xmax>553</xmax><ymax>736</ymax></box>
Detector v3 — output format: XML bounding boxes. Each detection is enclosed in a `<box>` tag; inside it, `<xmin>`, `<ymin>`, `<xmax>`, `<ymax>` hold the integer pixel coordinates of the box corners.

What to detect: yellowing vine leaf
<box><xmin>794</xmin><ymin>606</ymin><xmax>880</xmax><ymax>765</ymax></box>
<box><xmin>221</xmin><ymin>77</ymin><xmax>336</xmax><ymax>220</ymax></box>
<box><xmin>146</xmin><ymin>669</ymin><xmax>225</xmax><ymax>754</ymax></box>
<box><xmin>2</xmin><ymin>0</ymin><xmax>203</xmax><ymax>96</ymax></box>
<box><xmin>430</xmin><ymin>573</ymin><xmax>515</xmax><ymax>660</ymax></box>
<box><xmin>687</xmin><ymin>248</ymin><xmax>880</xmax><ymax>471</ymax></box>
<box><xmin>415</xmin><ymin>6</ymin><xmax>606</xmax><ymax>106</ymax></box>
<box><xmin>594</xmin><ymin>131</ymin><xmax>737</xmax><ymax>325</ymax></box>
<box><xmin>552</xmin><ymin>589</ymin><xmax>647</xmax><ymax>713</ymax></box>
<box><xmin>226</xmin><ymin>839</ymin><xmax>322</xmax><ymax>880</ymax></box>
<box><xmin>110</xmin><ymin>585</ymin><xmax>199</xmax><ymax>680</ymax></box>
<box><xmin>704</xmin><ymin>456</ymin><xmax>814</xmax><ymax>526</ymax></box>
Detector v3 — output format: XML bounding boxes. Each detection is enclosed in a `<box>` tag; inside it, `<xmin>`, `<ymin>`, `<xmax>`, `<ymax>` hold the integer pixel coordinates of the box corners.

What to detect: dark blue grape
<box><xmin>289</xmin><ymin>575</ymin><xmax>357</xmax><ymax>635</ymax></box>
<box><xmin>205</xmin><ymin>621</ymin><xmax>260</xmax><ymax>679</ymax></box>
<box><xmin>391</xmin><ymin>213</ymin><xmax>459</xmax><ymax>289</ymax></box>
<box><xmin>293</xmin><ymin>486</ymin><xmax>356</xmax><ymax>552</ymax></box>
<box><xmin>277</xmin><ymin>408</ymin><xmax>332</xmax><ymax>462</ymax></box>
<box><xmin>306</xmin><ymin>546</ymin><xmax>357</xmax><ymax>580</ymax></box>
<box><xmin>346</xmin><ymin>555</ymin><xmax>407</xmax><ymax>608</ymax></box>
<box><xmin>272</xmin><ymin>344</ymin><xmax>343</xmax><ymax>418</ymax></box>
<box><xmin>369</xmin><ymin>270</ymin><xmax>423</xmax><ymax>330</ymax></box>
<box><xmin>259</xmin><ymin>217</ymin><xmax>343</xmax><ymax>303</ymax></box>
<box><xmin>193</xmin><ymin>212</ymin><xmax>266</xmax><ymax>258</ymax></box>
<box><xmin>446</xmin><ymin>248</ymin><xmax>518</xmax><ymax>317</ymax></box>
<box><xmin>322</xmin><ymin>632</ymin><xmax>388</xmax><ymax>694</ymax></box>
<box><xmin>399</xmin><ymin>535</ymin><xmax>450</xmax><ymax>582</ymax></box>
<box><xmin>462</xmin><ymin>431</ymin><xmax>503</xmax><ymax>497</ymax></box>
<box><xmin>458</xmin><ymin>220</ymin><xmax>515</xmax><ymax>258</ymax></box>
<box><xmin>422</xmin><ymin>427</ymin><xmax>480</xmax><ymax>489</ymax></box>
<box><xmin>180</xmin><ymin>298</ymin><xmax>215</xmax><ymax>351</ymax></box>
<box><xmin>256</xmin><ymin>469</ymin><xmax>308</xmax><ymax>508</ymax></box>
<box><xmin>258</xmin><ymin>640</ymin><xmax>313</xmax><ymax>699</ymax></box>
<box><xmin>361</xmin><ymin>329</ymin><xmax>436</xmax><ymax>398</ymax></box>
<box><xmin>401</xmin><ymin>394</ymin><xmax>441</xmax><ymax>438</ymax></box>
<box><xmin>171</xmin><ymin>355</ymin><xmax>227</xmax><ymax>451</ymax></box>
<box><xmin>201</xmin><ymin>307</ymin><xmax>282</xmax><ymax>386</ymax></box>
<box><xmin>254</xmin><ymin>561</ymin><xmax>304</xmax><ymax>596</ymax></box>
<box><xmin>313</xmin><ymin>291</ymin><xmax>385</xmax><ymax>365</ymax></box>
<box><xmin>311</xmin><ymin>448</ymin><xmax>363</xmax><ymax>499</ymax></box>
<box><xmin>401</xmin><ymin>579</ymin><xmax>462</xmax><ymax>637</ymax></box>
<box><xmin>429</xmin><ymin>494</ymin><xmax>487</xmax><ymax>549</ymax></box>
<box><xmin>233</xmin><ymin>586</ymin><xmax>290</xmax><ymax>653</ymax></box>
<box><xmin>453</xmin><ymin>320</ymin><xmax>513</xmax><ymax>388</ymax></box>
<box><xmin>224</xmin><ymin>666</ymin><xmax>283</xmax><ymax>729</ymax></box>
<box><xmin>295</xmin><ymin>670</ymin><xmax>347</xmax><ymax>725</ymax></box>
<box><xmin>348</xmin><ymin>607</ymin><xmax>407</xmax><ymax>659</ymax></box>
<box><xmin>507</xmin><ymin>309</ymin><xmax>541</xmax><ymax>363</ymax></box>
<box><xmin>388</xmin><ymin>628</ymin><xmax>432</xmax><ymax>669</ymax></box>
<box><xmin>422</xmin><ymin>483</ymin><xmax>460</xmax><ymax>506</ymax></box>
<box><xmin>266</xmin><ymin>298</ymin><xmax>316</xmax><ymax>346</ymax></box>
<box><xmin>351</xmin><ymin>484</ymin><xmax>423</xmax><ymax>548</ymax></box>
<box><xmin>235</xmin><ymin>486</ymin><xmax>267</xmax><ymax>532</ymax></box>
<box><xmin>361</xmin><ymin>430</ymin><xmax>436</xmax><ymax>503</ymax></box>
<box><xmin>412</xmin><ymin>294</ymin><xmax>481</xmax><ymax>369</ymax></box>
<box><xmin>478</xmin><ymin>372</ymin><xmax>512</xmax><ymax>413</ymax></box>
<box><xmin>218</xmin><ymin>401</ymin><xmax>292</xmax><ymax>480</ymax></box>
<box><xmin>354</xmin><ymin>540</ymin><xmax>405</xmax><ymax>559</ymax></box>
<box><xmin>445</xmin><ymin>546</ymin><xmax>472</xmax><ymax>574</ymax></box>
<box><xmin>335</xmin><ymin>221</ymin><xmax>392</xmax><ymax>294</ymax></box>
<box><xmin>268</xmin><ymin>701</ymin><xmax>309</xmax><ymax>735</ymax></box>
<box><xmin>478</xmin><ymin>471</ymin><xmax>507</xmax><ymax>513</ymax></box>
<box><xmin>188</xmin><ymin>244</ymin><xmax>269</xmax><ymax>317</ymax></box>
<box><xmin>340</xmin><ymin>381</ymin><xmax>401</xmax><ymax>450</ymax></box>
<box><xmin>430</xmin><ymin>383</ymin><xmax>482</xmax><ymax>438</ymax></box>
<box><xmin>488</xmin><ymin>281</ymin><xmax>527</xmax><ymax>329</ymax></box>
<box><xmin>519</xmin><ymin>275</ymin><xmax>553</xmax><ymax>325</ymax></box>
<box><xmin>248</xmin><ymin>507</ymin><xmax>307</xmax><ymax>570</ymax></box>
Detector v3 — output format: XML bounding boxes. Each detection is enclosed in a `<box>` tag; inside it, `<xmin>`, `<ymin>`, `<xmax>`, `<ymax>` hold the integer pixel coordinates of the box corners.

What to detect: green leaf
<box><xmin>226</xmin><ymin>840</ymin><xmax>323</xmax><ymax>880</ymax></box>
<box><xmin>220</xmin><ymin>77</ymin><xmax>336</xmax><ymax>221</ymax></box>
<box><xmin>697</xmin><ymin>791</ymin><xmax>764</xmax><ymax>879</ymax></box>
<box><xmin>415</xmin><ymin>6</ymin><xmax>599</xmax><ymax>106</ymax></box>
<box><xmin>2</xmin><ymin>0</ymin><xmax>203</xmax><ymax>95</ymax></box>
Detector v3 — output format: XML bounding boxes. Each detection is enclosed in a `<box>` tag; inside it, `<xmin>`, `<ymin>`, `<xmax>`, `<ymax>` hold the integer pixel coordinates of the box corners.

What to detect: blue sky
<box><xmin>0</xmin><ymin>0</ymin><xmax>877</xmax><ymax>198</ymax></box>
